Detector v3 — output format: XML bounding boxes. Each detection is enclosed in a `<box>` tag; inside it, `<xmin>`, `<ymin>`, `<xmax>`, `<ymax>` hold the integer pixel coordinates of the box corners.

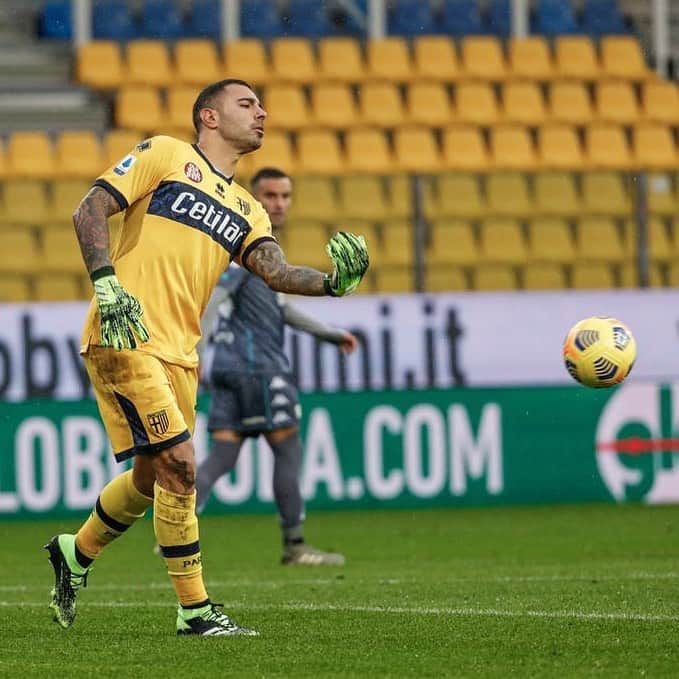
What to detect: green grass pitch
<box><xmin>1</xmin><ymin>503</ymin><xmax>678</xmax><ymax>678</ymax></box>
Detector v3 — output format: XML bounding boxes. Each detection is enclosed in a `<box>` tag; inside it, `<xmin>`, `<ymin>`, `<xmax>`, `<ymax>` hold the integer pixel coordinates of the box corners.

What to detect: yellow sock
<box><xmin>76</xmin><ymin>470</ymin><xmax>153</xmax><ymax>560</ymax></box>
<box><xmin>153</xmin><ymin>482</ymin><xmax>209</xmax><ymax>608</ymax></box>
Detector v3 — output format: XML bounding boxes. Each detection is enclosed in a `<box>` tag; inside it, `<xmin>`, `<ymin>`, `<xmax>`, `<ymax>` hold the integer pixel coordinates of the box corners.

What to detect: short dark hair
<box><xmin>251</xmin><ymin>167</ymin><xmax>291</xmax><ymax>190</ymax></box>
<box><xmin>192</xmin><ymin>78</ymin><xmax>254</xmax><ymax>133</ymax></box>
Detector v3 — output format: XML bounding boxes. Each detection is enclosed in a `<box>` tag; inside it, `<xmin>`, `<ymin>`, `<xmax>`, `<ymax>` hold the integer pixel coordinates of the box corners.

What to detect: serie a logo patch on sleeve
<box><xmin>114</xmin><ymin>154</ymin><xmax>137</xmax><ymax>176</ymax></box>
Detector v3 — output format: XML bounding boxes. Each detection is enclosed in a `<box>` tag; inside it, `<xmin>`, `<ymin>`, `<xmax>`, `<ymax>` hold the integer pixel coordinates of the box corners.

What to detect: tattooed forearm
<box><xmin>246</xmin><ymin>241</ymin><xmax>326</xmax><ymax>296</ymax></box>
<box><xmin>72</xmin><ymin>186</ymin><xmax>122</xmax><ymax>274</ymax></box>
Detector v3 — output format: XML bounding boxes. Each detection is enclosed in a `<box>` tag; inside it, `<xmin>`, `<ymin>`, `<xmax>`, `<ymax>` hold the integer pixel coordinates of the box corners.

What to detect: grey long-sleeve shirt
<box><xmin>199</xmin><ymin>265</ymin><xmax>346</xmax><ymax>376</ymax></box>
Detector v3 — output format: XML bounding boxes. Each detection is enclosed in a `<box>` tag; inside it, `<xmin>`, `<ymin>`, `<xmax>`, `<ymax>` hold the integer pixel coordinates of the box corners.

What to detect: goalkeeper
<box><xmin>44</xmin><ymin>79</ymin><xmax>368</xmax><ymax>638</ymax></box>
<box><xmin>194</xmin><ymin>167</ymin><xmax>357</xmax><ymax>566</ymax></box>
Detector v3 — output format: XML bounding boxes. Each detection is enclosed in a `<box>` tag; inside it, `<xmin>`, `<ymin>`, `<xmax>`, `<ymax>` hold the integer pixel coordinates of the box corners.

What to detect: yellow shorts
<box><xmin>84</xmin><ymin>346</ymin><xmax>198</xmax><ymax>463</ymax></box>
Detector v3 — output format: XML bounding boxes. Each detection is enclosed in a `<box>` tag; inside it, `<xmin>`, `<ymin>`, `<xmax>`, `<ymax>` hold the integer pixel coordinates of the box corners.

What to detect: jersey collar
<box><xmin>192</xmin><ymin>144</ymin><xmax>234</xmax><ymax>184</ymax></box>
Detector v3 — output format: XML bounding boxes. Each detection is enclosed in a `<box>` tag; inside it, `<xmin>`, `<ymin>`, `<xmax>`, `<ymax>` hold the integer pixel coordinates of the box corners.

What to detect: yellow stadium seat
<box><xmin>285</xmin><ymin>225</ymin><xmax>330</xmax><ymax>269</ymax></box>
<box><xmin>413</xmin><ymin>36</ymin><xmax>460</xmax><ymax>82</ymax></box>
<box><xmin>581</xmin><ymin>171</ymin><xmax>631</xmax><ymax>216</ymax></box>
<box><xmin>472</xmin><ymin>264</ymin><xmax>518</xmax><ymax>290</ymax></box>
<box><xmin>0</xmin><ymin>275</ymin><xmax>31</xmax><ymax>302</ymax></box>
<box><xmin>310</xmin><ymin>83</ymin><xmax>359</xmax><ymax>129</ymax></box>
<box><xmin>575</xmin><ymin>217</ymin><xmax>625</xmax><ymax>262</ymax></box>
<box><xmin>537</xmin><ymin>124</ymin><xmax>585</xmax><ymax>171</ymax></box>
<box><xmin>381</xmin><ymin>223</ymin><xmax>413</xmax><ymax>267</ymax></box>
<box><xmin>358</xmin><ymin>83</ymin><xmax>405</xmax><ymax>128</ymax></box>
<box><xmin>42</xmin><ymin>229</ymin><xmax>85</xmax><ymax>273</ymax></box>
<box><xmin>600</xmin><ymin>36</ymin><xmax>650</xmax><ymax>81</ymax></box>
<box><xmin>345</xmin><ymin>129</ymin><xmax>394</xmax><ymax>174</ymax></box>
<box><xmin>0</xmin><ymin>230</ymin><xmax>40</xmax><ymax>273</ymax></box>
<box><xmin>426</xmin><ymin>266</ymin><xmax>468</xmax><ymax>292</ymax></box>
<box><xmin>366</xmin><ymin>38</ymin><xmax>413</xmax><ymax>82</ymax></box>
<box><xmin>104</xmin><ymin>130</ymin><xmax>142</xmax><ymax>168</ymax></box>
<box><xmin>435</xmin><ymin>173</ymin><xmax>486</xmax><ymax>218</ymax></box>
<box><xmin>502</xmin><ymin>82</ymin><xmax>547</xmax><ymax>126</ymax></box>
<box><xmin>126</xmin><ymin>40</ymin><xmax>172</xmax><ymax>88</ymax></box>
<box><xmin>3</xmin><ymin>180</ymin><xmax>50</xmax><ymax>226</ymax></box>
<box><xmin>264</xmin><ymin>84</ymin><xmax>310</xmax><ymax>130</ymax></box>
<box><xmin>646</xmin><ymin>173</ymin><xmax>677</xmax><ymax>216</ymax></box>
<box><xmin>455</xmin><ymin>83</ymin><xmax>500</xmax><ymax>125</ymax></box>
<box><xmin>554</xmin><ymin>36</ymin><xmax>600</xmax><ymax>81</ymax></box>
<box><xmin>666</xmin><ymin>261</ymin><xmax>679</xmax><ymax>287</ymax></box>
<box><xmin>490</xmin><ymin>125</ymin><xmax>538</xmax><ymax>170</ymax></box>
<box><xmin>441</xmin><ymin>126</ymin><xmax>489</xmax><ymax>171</ymax></box>
<box><xmin>533</xmin><ymin>172</ymin><xmax>581</xmax><ymax>216</ymax></box>
<box><xmin>34</xmin><ymin>273</ymin><xmax>82</xmax><ymax>301</ymax></box>
<box><xmin>223</xmin><ymin>39</ymin><xmax>270</xmax><ymax>85</ymax></box>
<box><xmin>642</xmin><ymin>81</ymin><xmax>679</xmax><ymax>125</ymax></box>
<box><xmin>0</xmin><ymin>138</ymin><xmax>6</xmax><ymax>180</ymax></box>
<box><xmin>166</xmin><ymin>85</ymin><xmax>200</xmax><ymax>134</ymax></box>
<box><xmin>288</xmin><ymin>177</ymin><xmax>338</xmax><ymax>221</ymax></box>
<box><xmin>584</xmin><ymin>124</ymin><xmax>632</xmax><ymax>169</ymax></box>
<box><xmin>620</xmin><ymin>262</ymin><xmax>664</xmax><ymax>288</ymax></box>
<box><xmin>317</xmin><ymin>37</ymin><xmax>365</xmax><ymax>83</ymax></box>
<box><xmin>296</xmin><ymin>130</ymin><xmax>344</xmax><ymax>175</ymax></box>
<box><xmin>461</xmin><ymin>37</ymin><xmax>507</xmax><ymax>81</ymax></box>
<box><xmin>394</xmin><ymin>127</ymin><xmax>442</xmax><ymax>173</ymax></box>
<box><xmin>486</xmin><ymin>172</ymin><xmax>533</xmax><ymax>217</ymax></box>
<box><xmin>595</xmin><ymin>81</ymin><xmax>640</xmax><ymax>125</ymax></box>
<box><xmin>571</xmin><ymin>262</ymin><xmax>615</xmax><ymax>289</ymax></box>
<box><xmin>115</xmin><ymin>86</ymin><xmax>164</xmax><ymax>134</ymax></box>
<box><xmin>527</xmin><ymin>217</ymin><xmax>576</xmax><ymax>263</ymax></box>
<box><xmin>374</xmin><ymin>267</ymin><xmax>414</xmax><ymax>293</ymax></box>
<box><xmin>271</xmin><ymin>38</ymin><xmax>318</xmax><ymax>84</ymax></box>
<box><xmin>76</xmin><ymin>41</ymin><xmax>124</xmax><ymax>90</ymax></box>
<box><xmin>522</xmin><ymin>263</ymin><xmax>567</xmax><ymax>289</ymax></box>
<box><xmin>338</xmin><ymin>176</ymin><xmax>389</xmax><ymax>221</ymax></box>
<box><xmin>549</xmin><ymin>81</ymin><xmax>594</xmax><ymax>125</ymax></box>
<box><xmin>55</xmin><ymin>131</ymin><xmax>105</xmax><ymax>180</ymax></box>
<box><xmin>174</xmin><ymin>39</ymin><xmax>220</xmax><ymax>86</ymax></box>
<box><xmin>632</xmin><ymin>123</ymin><xmax>679</xmax><ymax>170</ymax></box>
<box><xmin>51</xmin><ymin>179</ymin><xmax>92</xmax><ymax>225</ymax></box>
<box><xmin>428</xmin><ymin>219</ymin><xmax>479</xmax><ymax>266</ymax></box>
<box><xmin>7</xmin><ymin>131</ymin><xmax>55</xmax><ymax>179</ymax></box>
<box><xmin>387</xmin><ymin>175</ymin><xmax>436</xmax><ymax>220</ymax></box>
<box><xmin>248</xmin><ymin>130</ymin><xmax>295</xmax><ymax>174</ymax></box>
<box><xmin>479</xmin><ymin>218</ymin><xmax>527</xmax><ymax>264</ymax></box>
<box><xmin>406</xmin><ymin>82</ymin><xmax>453</xmax><ymax>127</ymax></box>
<box><xmin>508</xmin><ymin>37</ymin><xmax>554</xmax><ymax>81</ymax></box>
<box><xmin>623</xmin><ymin>217</ymin><xmax>672</xmax><ymax>262</ymax></box>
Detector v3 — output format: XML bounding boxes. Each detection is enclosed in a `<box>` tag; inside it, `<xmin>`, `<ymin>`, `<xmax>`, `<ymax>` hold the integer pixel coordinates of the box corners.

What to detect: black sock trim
<box><xmin>74</xmin><ymin>544</ymin><xmax>94</xmax><ymax>569</ymax></box>
<box><xmin>181</xmin><ymin>598</ymin><xmax>211</xmax><ymax>610</ymax></box>
<box><xmin>95</xmin><ymin>497</ymin><xmax>131</xmax><ymax>534</ymax></box>
<box><xmin>159</xmin><ymin>540</ymin><xmax>200</xmax><ymax>558</ymax></box>
<box><xmin>285</xmin><ymin>537</ymin><xmax>305</xmax><ymax>545</ymax></box>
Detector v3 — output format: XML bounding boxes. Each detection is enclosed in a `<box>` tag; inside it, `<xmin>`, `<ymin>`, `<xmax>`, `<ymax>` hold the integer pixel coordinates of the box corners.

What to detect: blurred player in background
<box><xmin>195</xmin><ymin>167</ymin><xmax>358</xmax><ymax>566</ymax></box>
<box><xmin>45</xmin><ymin>79</ymin><xmax>369</xmax><ymax>637</ymax></box>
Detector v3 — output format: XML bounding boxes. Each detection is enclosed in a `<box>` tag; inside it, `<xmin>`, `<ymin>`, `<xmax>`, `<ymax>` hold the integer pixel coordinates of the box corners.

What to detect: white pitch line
<box><xmin>2</xmin><ymin>600</ymin><xmax>679</xmax><ymax>623</ymax></box>
<box><xmin>1</xmin><ymin>570</ymin><xmax>677</xmax><ymax>593</ymax></box>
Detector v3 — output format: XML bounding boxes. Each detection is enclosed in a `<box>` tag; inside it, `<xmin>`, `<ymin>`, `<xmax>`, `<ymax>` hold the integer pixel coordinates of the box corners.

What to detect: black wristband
<box><xmin>90</xmin><ymin>265</ymin><xmax>115</xmax><ymax>283</ymax></box>
<box><xmin>323</xmin><ymin>274</ymin><xmax>337</xmax><ymax>297</ymax></box>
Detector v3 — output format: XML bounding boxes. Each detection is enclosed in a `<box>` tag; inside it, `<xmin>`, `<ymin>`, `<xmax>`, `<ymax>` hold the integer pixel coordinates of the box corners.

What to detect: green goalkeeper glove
<box><xmin>323</xmin><ymin>232</ymin><xmax>370</xmax><ymax>297</ymax></box>
<box><xmin>91</xmin><ymin>266</ymin><xmax>150</xmax><ymax>351</ymax></box>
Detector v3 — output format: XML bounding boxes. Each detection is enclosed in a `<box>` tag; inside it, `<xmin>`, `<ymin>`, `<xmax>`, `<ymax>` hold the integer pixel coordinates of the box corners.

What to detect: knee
<box><xmin>153</xmin><ymin>441</ymin><xmax>196</xmax><ymax>494</ymax></box>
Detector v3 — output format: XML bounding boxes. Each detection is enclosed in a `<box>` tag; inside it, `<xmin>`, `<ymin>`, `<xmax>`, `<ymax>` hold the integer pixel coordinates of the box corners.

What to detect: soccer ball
<box><xmin>563</xmin><ymin>316</ymin><xmax>637</xmax><ymax>388</ymax></box>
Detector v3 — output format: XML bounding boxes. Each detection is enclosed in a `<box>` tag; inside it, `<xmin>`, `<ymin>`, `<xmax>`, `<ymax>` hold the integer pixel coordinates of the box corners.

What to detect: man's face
<box><xmin>252</xmin><ymin>177</ymin><xmax>293</xmax><ymax>231</ymax></box>
<box><xmin>212</xmin><ymin>83</ymin><xmax>267</xmax><ymax>153</ymax></box>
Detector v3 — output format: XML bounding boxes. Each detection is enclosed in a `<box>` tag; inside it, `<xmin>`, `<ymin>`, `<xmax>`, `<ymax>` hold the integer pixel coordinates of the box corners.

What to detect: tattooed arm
<box><xmin>72</xmin><ymin>186</ymin><xmax>122</xmax><ymax>275</ymax></box>
<box><xmin>245</xmin><ymin>241</ymin><xmax>327</xmax><ymax>296</ymax></box>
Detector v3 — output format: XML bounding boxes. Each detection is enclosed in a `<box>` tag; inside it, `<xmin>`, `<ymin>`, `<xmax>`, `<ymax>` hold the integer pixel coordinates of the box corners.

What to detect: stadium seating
<box><xmin>16</xmin><ymin>8</ymin><xmax>675</xmax><ymax>298</ymax></box>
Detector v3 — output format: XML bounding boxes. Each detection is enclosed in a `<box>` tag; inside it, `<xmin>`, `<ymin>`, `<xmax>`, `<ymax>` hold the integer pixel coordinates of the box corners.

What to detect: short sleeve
<box><xmin>235</xmin><ymin>202</ymin><xmax>276</xmax><ymax>269</ymax></box>
<box><xmin>93</xmin><ymin>136</ymin><xmax>176</xmax><ymax>210</ymax></box>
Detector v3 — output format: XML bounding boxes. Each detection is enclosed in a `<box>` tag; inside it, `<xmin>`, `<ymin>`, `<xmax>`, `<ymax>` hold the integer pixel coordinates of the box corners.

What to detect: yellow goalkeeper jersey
<box><xmin>80</xmin><ymin>135</ymin><xmax>275</xmax><ymax>367</ymax></box>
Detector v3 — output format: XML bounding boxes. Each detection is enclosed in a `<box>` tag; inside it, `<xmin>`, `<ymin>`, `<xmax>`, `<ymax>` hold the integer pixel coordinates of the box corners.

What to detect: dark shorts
<box><xmin>207</xmin><ymin>372</ymin><xmax>301</xmax><ymax>437</ymax></box>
